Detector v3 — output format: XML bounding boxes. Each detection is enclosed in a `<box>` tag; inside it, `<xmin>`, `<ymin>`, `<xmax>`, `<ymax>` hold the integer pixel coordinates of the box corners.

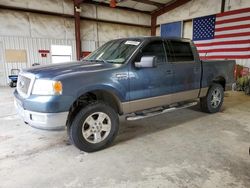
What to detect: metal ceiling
<box><xmin>90</xmin><ymin>0</ymin><xmax>175</xmax><ymax>12</ymax></box>
<box><xmin>74</xmin><ymin>0</ymin><xmax>192</xmax><ymax>59</ymax></box>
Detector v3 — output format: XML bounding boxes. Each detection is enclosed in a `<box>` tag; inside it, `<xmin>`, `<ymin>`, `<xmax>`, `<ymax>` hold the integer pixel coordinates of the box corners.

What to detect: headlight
<box><xmin>32</xmin><ymin>80</ymin><xmax>63</xmax><ymax>95</ymax></box>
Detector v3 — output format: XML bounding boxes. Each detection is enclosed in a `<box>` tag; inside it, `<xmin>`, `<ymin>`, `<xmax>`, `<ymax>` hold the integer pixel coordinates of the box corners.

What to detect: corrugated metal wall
<box><xmin>236</xmin><ymin>59</ymin><xmax>250</xmax><ymax>68</ymax></box>
<box><xmin>0</xmin><ymin>1</ymin><xmax>151</xmax><ymax>86</ymax></box>
<box><xmin>0</xmin><ymin>34</ymin><xmax>147</xmax><ymax>86</ymax></box>
<box><xmin>0</xmin><ymin>36</ymin><xmax>98</xmax><ymax>85</ymax></box>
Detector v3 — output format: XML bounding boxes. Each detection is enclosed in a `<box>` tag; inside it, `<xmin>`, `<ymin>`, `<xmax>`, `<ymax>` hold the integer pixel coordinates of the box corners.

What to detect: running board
<box><xmin>126</xmin><ymin>101</ymin><xmax>198</xmax><ymax>121</ymax></box>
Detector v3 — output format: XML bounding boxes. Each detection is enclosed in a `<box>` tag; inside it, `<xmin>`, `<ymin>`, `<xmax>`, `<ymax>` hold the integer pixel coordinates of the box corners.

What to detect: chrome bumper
<box><xmin>14</xmin><ymin>98</ymin><xmax>68</xmax><ymax>131</ymax></box>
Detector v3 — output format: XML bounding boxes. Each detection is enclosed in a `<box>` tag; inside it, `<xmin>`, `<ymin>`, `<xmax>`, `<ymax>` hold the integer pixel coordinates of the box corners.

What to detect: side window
<box><xmin>170</xmin><ymin>41</ymin><xmax>194</xmax><ymax>62</ymax></box>
<box><xmin>140</xmin><ymin>41</ymin><xmax>166</xmax><ymax>64</ymax></box>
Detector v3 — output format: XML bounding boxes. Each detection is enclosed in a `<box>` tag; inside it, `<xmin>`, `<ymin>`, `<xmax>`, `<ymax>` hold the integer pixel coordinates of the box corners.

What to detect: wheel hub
<box><xmin>82</xmin><ymin>112</ymin><xmax>111</xmax><ymax>144</ymax></box>
<box><xmin>91</xmin><ymin>122</ymin><xmax>103</xmax><ymax>132</ymax></box>
<box><xmin>211</xmin><ymin>88</ymin><xmax>222</xmax><ymax>108</ymax></box>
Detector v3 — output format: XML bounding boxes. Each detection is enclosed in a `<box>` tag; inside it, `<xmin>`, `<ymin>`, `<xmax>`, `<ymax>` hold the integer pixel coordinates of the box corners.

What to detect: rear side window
<box><xmin>164</xmin><ymin>41</ymin><xmax>175</xmax><ymax>62</ymax></box>
<box><xmin>170</xmin><ymin>41</ymin><xmax>194</xmax><ymax>62</ymax></box>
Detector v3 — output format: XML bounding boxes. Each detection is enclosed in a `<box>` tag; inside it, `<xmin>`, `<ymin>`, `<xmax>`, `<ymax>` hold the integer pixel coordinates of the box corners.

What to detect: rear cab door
<box><xmin>165</xmin><ymin>39</ymin><xmax>202</xmax><ymax>100</ymax></box>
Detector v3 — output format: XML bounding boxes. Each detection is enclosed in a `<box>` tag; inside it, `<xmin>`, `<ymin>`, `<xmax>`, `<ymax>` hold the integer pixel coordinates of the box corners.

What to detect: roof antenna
<box><xmin>205</xmin><ymin>52</ymin><xmax>208</xmax><ymax>60</ymax></box>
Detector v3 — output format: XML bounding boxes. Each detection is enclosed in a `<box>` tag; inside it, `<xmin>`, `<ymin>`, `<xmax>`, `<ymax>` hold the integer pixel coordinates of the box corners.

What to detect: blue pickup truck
<box><xmin>14</xmin><ymin>37</ymin><xmax>235</xmax><ymax>152</ymax></box>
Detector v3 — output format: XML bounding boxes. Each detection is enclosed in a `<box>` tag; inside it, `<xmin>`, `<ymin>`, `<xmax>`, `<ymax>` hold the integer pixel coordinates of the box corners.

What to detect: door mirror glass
<box><xmin>135</xmin><ymin>56</ymin><xmax>156</xmax><ymax>68</ymax></box>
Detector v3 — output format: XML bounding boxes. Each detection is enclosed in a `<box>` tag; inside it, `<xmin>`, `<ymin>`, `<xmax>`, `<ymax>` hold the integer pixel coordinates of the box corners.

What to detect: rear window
<box><xmin>170</xmin><ymin>41</ymin><xmax>194</xmax><ymax>62</ymax></box>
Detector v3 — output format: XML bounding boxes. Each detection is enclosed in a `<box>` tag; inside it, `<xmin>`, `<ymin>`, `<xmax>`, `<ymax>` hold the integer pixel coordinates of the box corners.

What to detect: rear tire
<box><xmin>200</xmin><ymin>84</ymin><xmax>224</xmax><ymax>113</ymax></box>
<box><xmin>69</xmin><ymin>101</ymin><xmax>119</xmax><ymax>152</ymax></box>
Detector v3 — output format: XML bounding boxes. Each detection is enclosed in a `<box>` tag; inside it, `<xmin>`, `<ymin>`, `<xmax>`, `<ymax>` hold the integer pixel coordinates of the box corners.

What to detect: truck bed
<box><xmin>201</xmin><ymin>60</ymin><xmax>235</xmax><ymax>90</ymax></box>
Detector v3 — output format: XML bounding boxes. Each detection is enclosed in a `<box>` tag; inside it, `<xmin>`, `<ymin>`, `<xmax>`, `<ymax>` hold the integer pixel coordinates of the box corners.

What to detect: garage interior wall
<box><xmin>0</xmin><ymin>0</ymin><xmax>150</xmax><ymax>86</ymax></box>
<box><xmin>156</xmin><ymin>0</ymin><xmax>250</xmax><ymax>68</ymax></box>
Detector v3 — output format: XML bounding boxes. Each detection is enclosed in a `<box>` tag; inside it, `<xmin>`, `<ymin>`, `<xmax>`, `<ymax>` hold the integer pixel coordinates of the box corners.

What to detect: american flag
<box><xmin>193</xmin><ymin>7</ymin><xmax>250</xmax><ymax>60</ymax></box>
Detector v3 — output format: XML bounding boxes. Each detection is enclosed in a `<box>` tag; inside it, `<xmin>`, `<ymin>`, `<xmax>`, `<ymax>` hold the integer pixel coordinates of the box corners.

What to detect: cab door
<box><xmin>167</xmin><ymin>40</ymin><xmax>201</xmax><ymax>96</ymax></box>
<box><xmin>129</xmin><ymin>39</ymin><xmax>174</xmax><ymax>101</ymax></box>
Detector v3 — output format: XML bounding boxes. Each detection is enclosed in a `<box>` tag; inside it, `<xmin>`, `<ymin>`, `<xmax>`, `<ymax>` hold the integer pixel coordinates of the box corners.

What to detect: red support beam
<box><xmin>151</xmin><ymin>0</ymin><xmax>191</xmax><ymax>17</ymax></box>
<box><xmin>74</xmin><ymin>0</ymin><xmax>82</xmax><ymax>61</ymax></box>
<box><xmin>151</xmin><ymin>15</ymin><xmax>156</xmax><ymax>36</ymax></box>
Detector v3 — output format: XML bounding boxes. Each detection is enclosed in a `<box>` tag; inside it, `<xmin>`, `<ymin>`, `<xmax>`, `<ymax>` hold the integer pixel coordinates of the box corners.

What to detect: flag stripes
<box><xmin>193</xmin><ymin>7</ymin><xmax>250</xmax><ymax>60</ymax></box>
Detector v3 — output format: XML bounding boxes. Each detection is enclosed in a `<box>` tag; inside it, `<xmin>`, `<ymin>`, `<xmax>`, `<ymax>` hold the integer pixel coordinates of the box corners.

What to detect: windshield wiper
<box><xmin>99</xmin><ymin>58</ymin><xmax>110</xmax><ymax>64</ymax></box>
<box><xmin>83</xmin><ymin>58</ymin><xmax>111</xmax><ymax>64</ymax></box>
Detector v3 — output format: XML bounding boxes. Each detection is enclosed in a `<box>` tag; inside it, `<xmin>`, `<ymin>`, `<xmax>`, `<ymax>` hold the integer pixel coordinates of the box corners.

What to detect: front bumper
<box><xmin>14</xmin><ymin>98</ymin><xmax>68</xmax><ymax>131</ymax></box>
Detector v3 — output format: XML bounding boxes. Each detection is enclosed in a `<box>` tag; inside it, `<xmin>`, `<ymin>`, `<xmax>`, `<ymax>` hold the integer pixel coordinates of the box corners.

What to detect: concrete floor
<box><xmin>0</xmin><ymin>87</ymin><xmax>249</xmax><ymax>188</ymax></box>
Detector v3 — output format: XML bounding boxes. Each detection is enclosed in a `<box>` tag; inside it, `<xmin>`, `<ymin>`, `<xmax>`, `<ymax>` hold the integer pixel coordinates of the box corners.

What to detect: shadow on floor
<box><xmin>115</xmin><ymin>105</ymin><xmax>209</xmax><ymax>145</ymax></box>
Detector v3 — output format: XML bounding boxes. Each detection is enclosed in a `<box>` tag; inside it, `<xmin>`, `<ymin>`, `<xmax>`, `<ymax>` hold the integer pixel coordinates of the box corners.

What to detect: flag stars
<box><xmin>193</xmin><ymin>15</ymin><xmax>216</xmax><ymax>40</ymax></box>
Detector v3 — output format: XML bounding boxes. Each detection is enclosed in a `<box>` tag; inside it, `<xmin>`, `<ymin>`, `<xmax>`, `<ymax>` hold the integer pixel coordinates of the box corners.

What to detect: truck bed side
<box><xmin>201</xmin><ymin>60</ymin><xmax>235</xmax><ymax>91</ymax></box>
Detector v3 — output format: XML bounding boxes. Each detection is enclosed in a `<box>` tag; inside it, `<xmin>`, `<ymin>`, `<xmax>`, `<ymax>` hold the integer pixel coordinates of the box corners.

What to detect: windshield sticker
<box><xmin>125</xmin><ymin>41</ymin><xmax>140</xmax><ymax>46</ymax></box>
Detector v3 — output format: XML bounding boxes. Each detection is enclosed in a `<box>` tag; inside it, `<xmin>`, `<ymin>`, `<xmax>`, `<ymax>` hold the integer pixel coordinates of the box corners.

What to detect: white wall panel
<box><xmin>80</xmin><ymin>4</ymin><xmax>97</xmax><ymax>18</ymax></box>
<box><xmin>30</xmin><ymin>14</ymin><xmax>69</xmax><ymax>39</ymax></box>
<box><xmin>97</xmin><ymin>22</ymin><xmax>150</xmax><ymax>45</ymax></box>
<box><xmin>96</xmin><ymin>6</ymin><xmax>151</xmax><ymax>26</ymax></box>
<box><xmin>0</xmin><ymin>10</ymin><xmax>30</xmax><ymax>37</ymax></box>
<box><xmin>0</xmin><ymin>36</ymin><xmax>76</xmax><ymax>85</ymax></box>
<box><xmin>156</xmin><ymin>27</ymin><xmax>160</xmax><ymax>36</ymax></box>
<box><xmin>236</xmin><ymin>59</ymin><xmax>250</xmax><ymax>68</ymax></box>
<box><xmin>225</xmin><ymin>0</ymin><xmax>250</xmax><ymax>11</ymax></box>
<box><xmin>63</xmin><ymin>0</ymin><xmax>74</xmax><ymax>15</ymax></box>
<box><xmin>0</xmin><ymin>0</ymin><xmax>71</xmax><ymax>14</ymax></box>
<box><xmin>0</xmin><ymin>11</ymin><xmax>75</xmax><ymax>40</ymax></box>
<box><xmin>183</xmin><ymin>20</ymin><xmax>193</xmax><ymax>39</ymax></box>
<box><xmin>64</xmin><ymin>19</ymin><xmax>75</xmax><ymax>40</ymax></box>
<box><xmin>81</xmin><ymin>21</ymin><xmax>97</xmax><ymax>41</ymax></box>
<box><xmin>157</xmin><ymin>0</ymin><xmax>221</xmax><ymax>25</ymax></box>
<box><xmin>0</xmin><ymin>42</ymin><xmax>6</xmax><ymax>86</ymax></box>
<box><xmin>28</xmin><ymin>0</ymin><xmax>64</xmax><ymax>13</ymax></box>
<box><xmin>98</xmin><ymin>23</ymin><xmax>120</xmax><ymax>42</ymax></box>
<box><xmin>0</xmin><ymin>0</ymin><xmax>30</xmax><ymax>8</ymax></box>
<box><xmin>81</xmin><ymin>40</ymin><xmax>96</xmax><ymax>52</ymax></box>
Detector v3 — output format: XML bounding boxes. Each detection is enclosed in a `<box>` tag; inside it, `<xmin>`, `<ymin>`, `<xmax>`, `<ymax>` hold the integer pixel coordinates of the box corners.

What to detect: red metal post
<box><xmin>74</xmin><ymin>0</ymin><xmax>82</xmax><ymax>60</ymax></box>
<box><xmin>151</xmin><ymin>15</ymin><xmax>156</xmax><ymax>36</ymax></box>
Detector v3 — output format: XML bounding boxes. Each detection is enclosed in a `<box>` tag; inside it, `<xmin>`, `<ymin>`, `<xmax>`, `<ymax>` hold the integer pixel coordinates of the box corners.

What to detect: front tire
<box><xmin>69</xmin><ymin>101</ymin><xmax>119</xmax><ymax>152</ymax></box>
<box><xmin>200</xmin><ymin>84</ymin><xmax>224</xmax><ymax>113</ymax></box>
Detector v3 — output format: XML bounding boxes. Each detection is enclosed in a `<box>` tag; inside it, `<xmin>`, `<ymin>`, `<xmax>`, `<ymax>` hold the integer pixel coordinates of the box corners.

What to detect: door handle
<box><xmin>166</xmin><ymin>70</ymin><xmax>173</xmax><ymax>75</ymax></box>
<box><xmin>193</xmin><ymin>67</ymin><xmax>200</xmax><ymax>73</ymax></box>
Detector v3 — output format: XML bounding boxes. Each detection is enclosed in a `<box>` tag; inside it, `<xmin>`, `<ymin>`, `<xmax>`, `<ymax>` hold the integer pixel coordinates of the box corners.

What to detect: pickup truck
<box><xmin>14</xmin><ymin>37</ymin><xmax>235</xmax><ymax>152</ymax></box>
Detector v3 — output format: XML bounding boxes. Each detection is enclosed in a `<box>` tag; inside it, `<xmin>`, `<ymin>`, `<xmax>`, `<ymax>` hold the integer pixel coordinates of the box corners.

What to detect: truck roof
<box><xmin>114</xmin><ymin>36</ymin><xmax>192</xmax><ymax>42</ymax></box>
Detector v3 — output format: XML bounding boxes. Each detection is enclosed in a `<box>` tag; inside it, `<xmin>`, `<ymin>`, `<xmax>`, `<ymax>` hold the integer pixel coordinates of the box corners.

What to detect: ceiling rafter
<box><xmin>130</xmin><ymin>0</ymin><xmax>165</xmax><ymax>8</ymax></box>
<box><xmin>151</xmin><ymin>0</ymin><xmax>191</xmax><ymax>17</ymax></box>
<box><xmin>81</xmin><ymin>0</ymin><xmax>151</xmax><ymax>14</ymax></box>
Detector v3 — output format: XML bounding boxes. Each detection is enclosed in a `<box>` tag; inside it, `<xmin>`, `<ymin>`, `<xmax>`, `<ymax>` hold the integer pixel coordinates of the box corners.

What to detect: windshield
<box><xmin>84</xmin><ymin>39</ymin><xmax>141</xmax><ymax>64</ymax></box>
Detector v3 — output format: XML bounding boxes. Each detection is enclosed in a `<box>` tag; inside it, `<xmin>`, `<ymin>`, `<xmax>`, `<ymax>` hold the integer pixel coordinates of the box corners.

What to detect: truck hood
<box><xmin>24</xmin><ymin>61</ymin><xmax>117</xmax><ymax>79</ymax></box>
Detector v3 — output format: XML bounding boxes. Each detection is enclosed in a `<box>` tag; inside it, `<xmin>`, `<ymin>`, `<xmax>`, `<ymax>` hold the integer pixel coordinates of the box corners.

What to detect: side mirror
<box><xmin>135</xmin><ymin>56</ymin><xmax>157</xmax><ymax>68</ymax></box>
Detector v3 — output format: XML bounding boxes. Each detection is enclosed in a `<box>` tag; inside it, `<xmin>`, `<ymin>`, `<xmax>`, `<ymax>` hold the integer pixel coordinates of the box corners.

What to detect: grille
<box><xmin>17</xmin><ymin>74</ymin><xmax>32</xmax><ymax>97</ymax></box>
